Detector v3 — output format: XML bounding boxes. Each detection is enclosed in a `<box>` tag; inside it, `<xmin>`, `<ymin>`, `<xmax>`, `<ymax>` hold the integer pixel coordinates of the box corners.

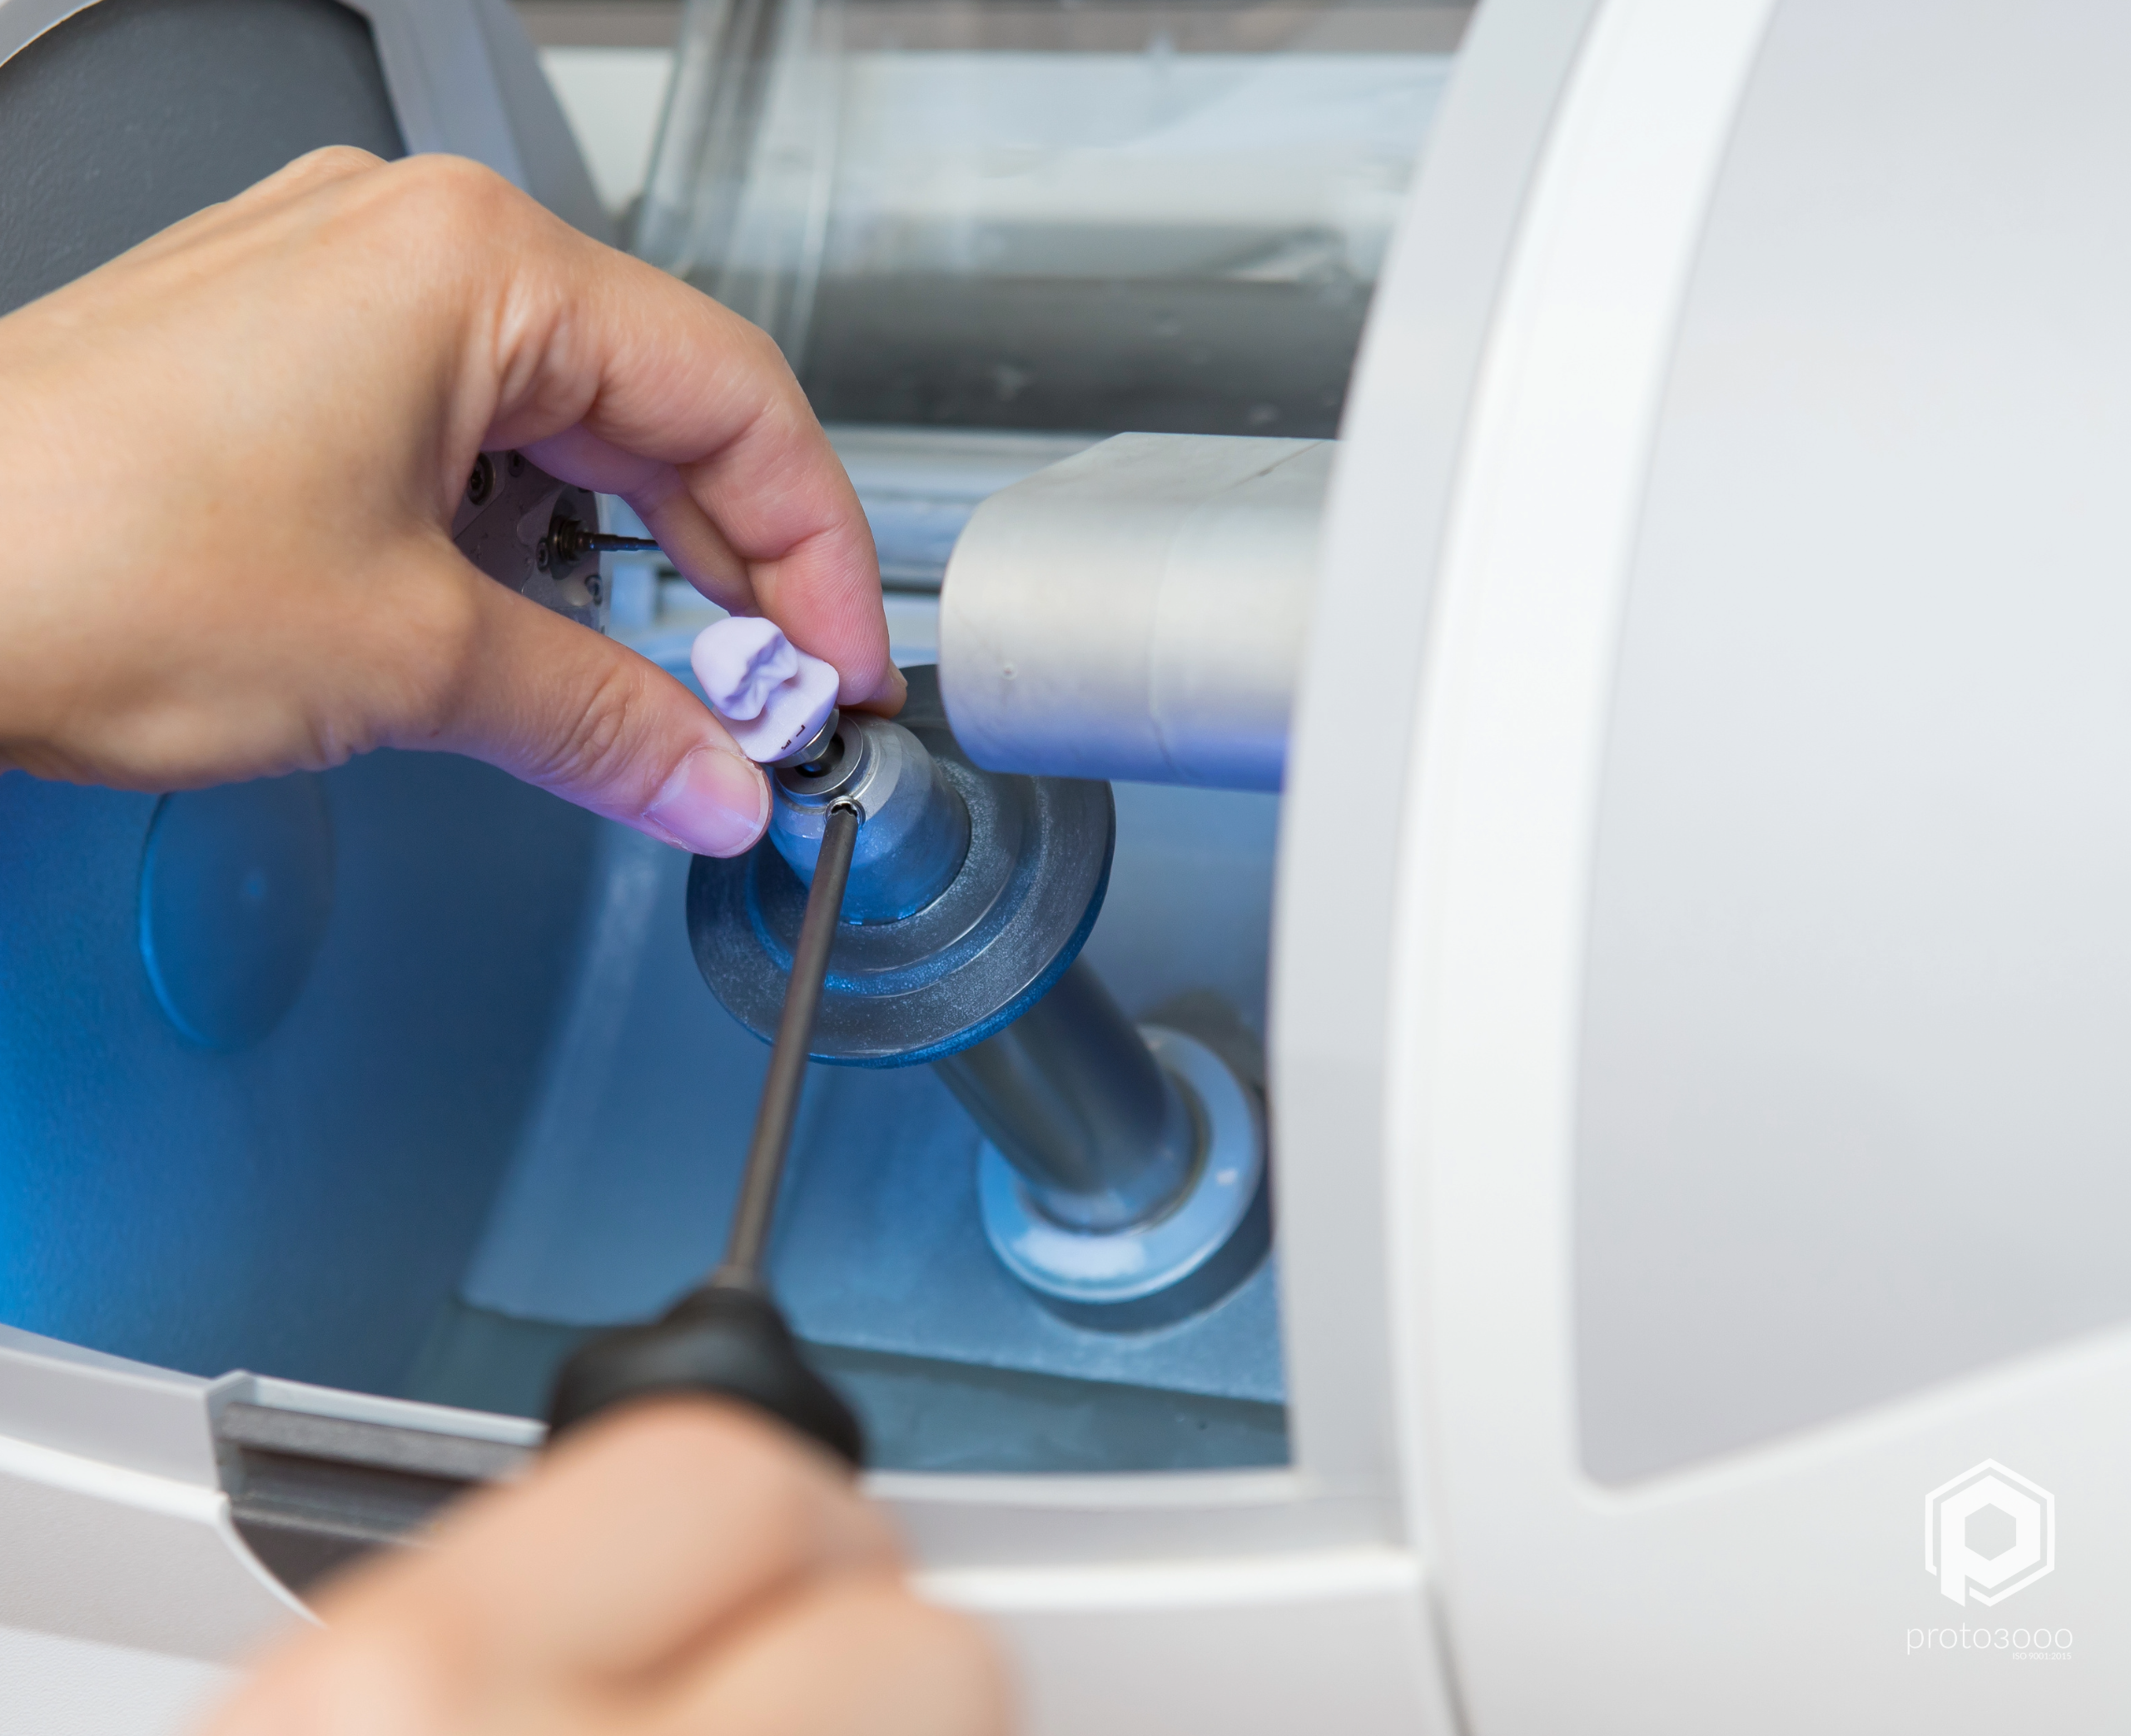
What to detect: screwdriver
<box><xmin>546</xmin><ymin>799</ymin><xmax>867</xmax><ymax>1467</ymax></box>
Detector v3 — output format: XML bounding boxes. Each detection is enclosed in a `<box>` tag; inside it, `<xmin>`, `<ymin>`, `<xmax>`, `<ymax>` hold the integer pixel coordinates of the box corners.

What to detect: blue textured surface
<box><xmin>462</xmin><ymin>781</ymin><xmax>1288</xmax><ymax>1405</ymax></box>
<box><xmin>0</xmin><ymin>756</ymin><xmax>596</xmax><ymax>1391</ymax></box>
<box><xmin>776</xmin><ymin>1063</ymin><xmax>1285</xmax><ymax>1404</ymax></box>
<box><xmin>2</xmin><ymin>629</ymin><xmax>1288</xmax><ymax>1414</ymax></box>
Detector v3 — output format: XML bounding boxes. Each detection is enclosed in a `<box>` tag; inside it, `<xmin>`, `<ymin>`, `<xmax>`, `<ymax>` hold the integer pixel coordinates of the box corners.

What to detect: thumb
<box><xmin>415</xmin><ymin>568</ymin><xmax>768</xmax><ymax>856</ymax></box>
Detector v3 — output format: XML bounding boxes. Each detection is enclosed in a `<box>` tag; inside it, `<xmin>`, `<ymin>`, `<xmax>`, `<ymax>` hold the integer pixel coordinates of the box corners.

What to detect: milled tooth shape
<box><xmin>693</xmin><ymin>617</ymin><xmax>840</xmax><ymax>762</ymax></box>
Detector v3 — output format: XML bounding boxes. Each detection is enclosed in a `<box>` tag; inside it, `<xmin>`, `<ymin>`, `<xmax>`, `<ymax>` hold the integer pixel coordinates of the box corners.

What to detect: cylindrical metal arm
<box><xmin>771</xmin><ymin>713</ymin><xmax>971</xmax><ymax>924</ymax></box>
<box><xmin>939</xmin><ymin>433</ymin><xmax>1331</xmax><ymax>791</ymax></box>
<box><xmin>932</xmin><ymin>958</ymin><xmax>1198</xmax><ymax>1233</ymax></box>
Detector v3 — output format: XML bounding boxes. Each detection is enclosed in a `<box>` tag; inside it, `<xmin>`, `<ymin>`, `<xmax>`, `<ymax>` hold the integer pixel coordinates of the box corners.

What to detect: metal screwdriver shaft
<box><xmin>545</xmin><ymin>518</ymin><xmax>664</xmax><ymax>564</ymax></box>
<box><xmin>718</xmin><ymin>798</ymin><xmax>861</xmax><ymax>1284</ymax></box>
<box><xmin>546</xmin><ymin>797</ymin><xmax>869</xmax><ymax>1466</ymax></box>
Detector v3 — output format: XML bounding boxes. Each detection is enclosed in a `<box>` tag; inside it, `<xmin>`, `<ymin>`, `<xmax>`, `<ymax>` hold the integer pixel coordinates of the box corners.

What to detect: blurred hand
<box><xmin>0</xmin><ymin>146</ymin><xmax>903</xmax><ymax>856</ymax></box>
<box><xmin>201</xmin><ymin>1401</ymin><xmax>1009</xmax><ymax>1736</ymax></box>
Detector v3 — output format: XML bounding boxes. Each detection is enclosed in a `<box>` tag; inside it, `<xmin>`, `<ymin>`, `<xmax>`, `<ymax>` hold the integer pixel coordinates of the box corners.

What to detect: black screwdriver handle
<box><xmin>547</xmin><ymin>801</ymin><xmax>866</xmax><ymax>1467</ymax></box>
<box><xmin>547</xmin><ymin>1282</ymin><xmax>863</xmax><ymax>1466</ymax></box>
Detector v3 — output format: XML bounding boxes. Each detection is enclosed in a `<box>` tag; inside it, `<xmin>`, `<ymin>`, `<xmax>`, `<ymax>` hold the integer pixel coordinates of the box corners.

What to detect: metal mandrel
<box><xmin>548</xmin><ymin>518</ymin><xmax>663</xmax><ymax>564</ymax></box>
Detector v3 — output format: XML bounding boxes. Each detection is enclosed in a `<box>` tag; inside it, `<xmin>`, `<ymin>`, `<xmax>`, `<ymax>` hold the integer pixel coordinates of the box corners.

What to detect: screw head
<box><xmin>534</xmin><ymin>538</ymin><xmax>551</xmax><ymax>572</ymax></box>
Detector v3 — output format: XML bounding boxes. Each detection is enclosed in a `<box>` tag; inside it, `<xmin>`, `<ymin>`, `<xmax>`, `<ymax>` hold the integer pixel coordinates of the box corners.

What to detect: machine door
<box><xmin>1368</xmin><ymin>0</ymin><xmax>2131</xmax><ymax>1728</ymax></box>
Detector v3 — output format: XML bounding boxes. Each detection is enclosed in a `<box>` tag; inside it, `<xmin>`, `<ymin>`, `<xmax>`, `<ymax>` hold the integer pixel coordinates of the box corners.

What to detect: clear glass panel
<box><xmin>637</xmin><ymin>0</ymin><xmax>1467</xmax><ymax>434</ymax></box>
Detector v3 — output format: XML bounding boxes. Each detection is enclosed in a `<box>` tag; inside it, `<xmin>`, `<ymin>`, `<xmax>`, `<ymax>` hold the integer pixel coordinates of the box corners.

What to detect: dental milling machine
<box><xmin>11</xmin><ymin>1</ymin><xmax>2131</xmax><ymax>1734</ymax></box>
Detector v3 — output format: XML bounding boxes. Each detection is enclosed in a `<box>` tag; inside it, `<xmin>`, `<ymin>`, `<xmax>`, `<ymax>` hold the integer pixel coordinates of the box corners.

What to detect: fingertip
<box><xmin>852</xmin><ymin>659</ymin><xmax>907</xmax><ymax>717</ymax></box>
<box><xmin>642</xmin><ymin>743</ymin><xmax>768</xmax><ymax>856</ymax></box>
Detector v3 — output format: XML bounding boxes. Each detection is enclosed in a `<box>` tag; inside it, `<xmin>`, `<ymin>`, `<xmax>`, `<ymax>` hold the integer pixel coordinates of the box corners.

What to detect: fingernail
<box><xmin>643</xmin><ymin>745</ymin><xmax>768</xmax><ymax>856</ymax></box>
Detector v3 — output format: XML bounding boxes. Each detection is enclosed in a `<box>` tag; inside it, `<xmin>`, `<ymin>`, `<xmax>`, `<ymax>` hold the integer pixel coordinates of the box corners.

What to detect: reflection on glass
<box><xmin>638</xmin><ymin>0</ymin><xmax>1467</xmax><ymax>435</ymax></box>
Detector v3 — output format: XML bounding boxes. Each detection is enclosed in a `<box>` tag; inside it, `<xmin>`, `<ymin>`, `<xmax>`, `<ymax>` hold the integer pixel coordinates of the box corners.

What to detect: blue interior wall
<box><xmin>0</xmin><ymin>755</ymin><xmax>594</xmax><ymax>1391</ymax></box>
<box><xmin>0</xmin><ymin>0</ymin><xmax>613</xmax><ymax>1393</ymax></box>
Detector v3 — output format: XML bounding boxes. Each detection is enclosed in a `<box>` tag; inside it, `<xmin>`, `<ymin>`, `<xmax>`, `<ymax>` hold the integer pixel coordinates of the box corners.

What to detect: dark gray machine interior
<box><xmin>0</xmin><ymin>0</ymin><xmax>405</xmax><ymax>315</ymax></box>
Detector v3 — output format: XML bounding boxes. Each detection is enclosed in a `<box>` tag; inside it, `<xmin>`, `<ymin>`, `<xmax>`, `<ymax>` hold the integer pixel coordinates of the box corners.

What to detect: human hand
<box><xmin>0</xmin><ymin>146</ymin><xmax>902</xmax><ymax>856</ymax></box>
<box><xmin>201</xmin><ymin>1401</ymin><xmax>1009</xmax><ymax>1736</ymax></box>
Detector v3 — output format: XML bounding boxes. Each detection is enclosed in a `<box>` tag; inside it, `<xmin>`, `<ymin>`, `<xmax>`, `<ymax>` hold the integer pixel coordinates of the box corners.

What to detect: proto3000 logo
<box><xmin>1925</xmin><ymin>1461</ymin><xmax>2054</xmax><ymax>1607</ymax></box>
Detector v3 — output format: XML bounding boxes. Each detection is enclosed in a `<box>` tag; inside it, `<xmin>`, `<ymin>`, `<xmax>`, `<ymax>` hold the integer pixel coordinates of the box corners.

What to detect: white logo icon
<box><xmin>1925</xmin><ymin>1461</ymin><xmax>2054</xmax><ymax>1607</ymax></box>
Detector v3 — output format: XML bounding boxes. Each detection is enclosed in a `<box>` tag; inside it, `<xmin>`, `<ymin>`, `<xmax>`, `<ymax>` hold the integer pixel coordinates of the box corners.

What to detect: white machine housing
<box><xmin>941</xmin><ymin>433</ymin><xmax>1330</xmax><ymax>791</ymax></box>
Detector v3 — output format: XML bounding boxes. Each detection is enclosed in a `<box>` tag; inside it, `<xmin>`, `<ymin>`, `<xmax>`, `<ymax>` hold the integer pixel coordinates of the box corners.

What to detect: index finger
<box><xmin>429</xmin><ymin>172</ymin><xmax>902</xmax><ymax>712</ymax></box>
